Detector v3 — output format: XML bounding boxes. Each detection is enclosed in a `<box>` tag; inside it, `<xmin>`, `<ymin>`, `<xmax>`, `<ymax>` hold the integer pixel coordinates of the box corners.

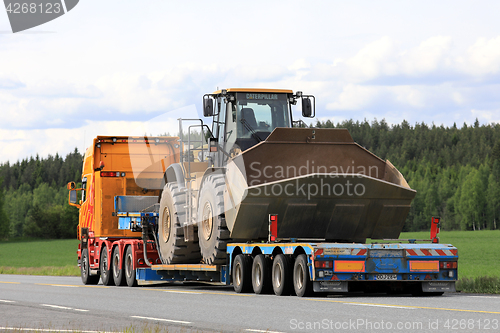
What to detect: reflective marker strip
<box><xmin>406</xmin><ymin>249</ymin><xmax>457</xmax><ymax>256</ymax></box>
<box><xmin>351</xmin><ymin>249</ymin><xmax>367</xmax><ymax>256</ymax></box>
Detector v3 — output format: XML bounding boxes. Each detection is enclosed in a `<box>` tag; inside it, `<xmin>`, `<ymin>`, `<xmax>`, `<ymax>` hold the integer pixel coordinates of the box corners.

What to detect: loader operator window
<box><xmin>235</xmin><ymin>92</ymin><xmax>290</xmax><ymax>139</ymax></box>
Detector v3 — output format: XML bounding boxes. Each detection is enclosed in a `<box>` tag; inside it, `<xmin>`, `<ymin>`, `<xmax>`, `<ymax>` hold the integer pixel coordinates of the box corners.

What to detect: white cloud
<box><xmin>462</xmin><ymin>36</ymin><xmax>500</xmax><ymax>75</ymax></box>
<box><xmin>0</xmin><ymin>105</ymin><xmax>200</xmax><ymax>163</ymax></box>
<box><xmin>471</xmin><ymin>109</ymin><xmax>500</xmax><ymax>123</ymax></box>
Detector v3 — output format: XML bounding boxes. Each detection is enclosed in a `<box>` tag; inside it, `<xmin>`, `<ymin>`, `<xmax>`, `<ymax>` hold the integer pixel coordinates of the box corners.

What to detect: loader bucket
<box><xmin>223</xmin><ymin>128</ymin><xmax>416</xmax><ymax>243</ymax></box>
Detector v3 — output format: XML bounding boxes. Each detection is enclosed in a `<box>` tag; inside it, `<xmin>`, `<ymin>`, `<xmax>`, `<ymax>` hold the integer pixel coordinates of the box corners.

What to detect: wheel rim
<box><xmin>234</xmin><ymin>262</ymin><xmax>242</xmax><ymax>287</ymax></box>
<box><xmin>273</xmin><ymin>262</ymin><xmax>282</xmax><ymax>288</ymax></box>
<box><xmin>295</xmin><ymin>263</ymin><xmax>304</xmax><ymax>290</ymax></box>
<box><xmin>162</xmin><ymin>206</ymin><xmax>171</xmax><ymax>242</ymax></box>
<box><xmin>254</xmin><ymin>263</ymin><xmax>262</xmax><ymax>287</ymax></box>
<box><xmin>201</xmin><ymin>201</ymin><xmax>213</xmax><ymax>241</ymax></box>
<box><xmin>102</xmin><ymin>250</ymin><xmax>108</xmax><ymax>277</ymax></box>
<box><xmin>126</xmin><ymin>252</ymin><xmax>133</xmax><ymax>278</ymax></box>
<box><xmin>113</xmin><ymin>252</ymin><xmax>119</xmax><ymax>277</ymax></box>
<box><xmin>82</xmin><ymin>251</ymin><xmax>88</xmax><ymax>277</ymax></box>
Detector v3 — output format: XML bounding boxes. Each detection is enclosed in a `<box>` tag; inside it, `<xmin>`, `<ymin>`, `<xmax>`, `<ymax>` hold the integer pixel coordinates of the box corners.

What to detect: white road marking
<box><xmin>0</xmin><ymin>328</ymin><xmax>115</xmax><ymax>333</ymax></box>
<box><xmin>0</xmin><ymin>300</ymin><xmax>15</xmax><ymax>303</ymax></box>
<box><xmin>246</xmin><ymin>329</ymin><xmax>285</xmax><ymax>333</ymax></box>
<box><xmin>40</xmin><ymin>304</ymin><xmax>89</xmax><ymax>312</ymax></box>
<box><xmin>131</xmin><ymin>315</ymin><xmax>191</xmax><ymax>324</ymax></box>
<box><xmin>346</xmin><ymin>303</ymin><xmax>415</xmax><ymax>309</ymax></box>
<box><xmin>41</xmin><ymin>304</ymin><xmax>73</xmax><ymax>310</ymax></box>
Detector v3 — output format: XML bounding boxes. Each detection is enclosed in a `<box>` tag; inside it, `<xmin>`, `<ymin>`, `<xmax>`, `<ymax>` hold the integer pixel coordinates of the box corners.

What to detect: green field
<box><xmin>0</xmin><ymin>231</ymin><xmax>499</xmax><ymax>292</ymax></box>
<box><xmin>0</xmin><ymin>238</ymin><xmax>80</xmax><ymax>275</ymax></box>
<box><xmin>399</xmin><ymin>230</ymin><xmax>500</xmax><ymax>278</ymax></box>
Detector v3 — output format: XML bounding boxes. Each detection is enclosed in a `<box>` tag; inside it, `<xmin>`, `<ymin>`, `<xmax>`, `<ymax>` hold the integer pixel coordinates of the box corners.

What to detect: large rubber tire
<box><xmin>272</xmin><ymin>254</ymin><xmax>293</xmax><ymax>296</ymax></box>
<box><xmin>252</xmin><ymin>254</ymin><xmax>272</xmax><ymax>294</ymax></box>
<box><xmin>124</xmin><ymin>246</ymin><xmax>138</xmax><ymax>287</ymax></box>
<box><xmin>100</xmin><ymin>246</ymin><xmax>114</xmax><ymax>286</ymax></box>
<box><xmin>233</xmin><ymin>254</ymin><xmax>253</xmax><ymax>293</ymax></box>
<box><xmin>197</xmin><ymin>175</ymin><xmax>230</xmax><ymax>265</ymax></box>
<box><xmin>112</xmin><ymin>246</ymin><xmax>126</xmax><ymax>286</ymax></box>
<box><xmin>293</xmin><ymin>254</ymin><xmax>313</xmax><ymax>297</ymax></box>
<box><xmin>158</xmin><ymin>183</ymin><xmax>201</xmax><ymax>264</ymax></box>
<box><xmin>81</xmin><ymin>248</ymin><xmax>100</xmax><ymax>285</ymax></box>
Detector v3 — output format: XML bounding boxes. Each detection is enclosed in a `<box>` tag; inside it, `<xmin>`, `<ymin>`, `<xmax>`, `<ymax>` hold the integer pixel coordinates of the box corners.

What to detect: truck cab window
<box><xmin>82</xmin><ymin>177</ymin><xmax>87</xmax><ymax>202</ymax></box>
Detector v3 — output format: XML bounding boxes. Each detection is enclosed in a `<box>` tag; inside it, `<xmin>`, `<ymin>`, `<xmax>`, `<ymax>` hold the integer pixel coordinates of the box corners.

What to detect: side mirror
<box><xmin>69</xmin><ymin>190</ymin><xmax>78</xmax><ymax>204</ymax></box>
<box><xmin>302</xmin><ymin>97</ymin><xmax>313</xmax><ymax>118</ymax></box>
<box><xmin>68</xmin><ymin>185</ymin><xmax>82</xmax><ymax>209</ymax></box>
<box><xmin>203</xmin><ymin>95</ymin><xmax>214</xmax><ymax>117</ymax></box>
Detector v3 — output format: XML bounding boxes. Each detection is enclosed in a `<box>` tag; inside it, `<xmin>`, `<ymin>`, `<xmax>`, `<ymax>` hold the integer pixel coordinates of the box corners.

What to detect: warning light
<box><xmin>269</xmin><ymin>214</ymin><xmax>278</xmax><ymax>242</ymax></box>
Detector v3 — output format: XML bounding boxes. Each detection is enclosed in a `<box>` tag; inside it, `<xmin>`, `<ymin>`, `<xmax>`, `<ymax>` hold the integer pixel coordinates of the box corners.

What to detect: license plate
<box><xmin>375</xmin><ymin>274</ymin><xmax>397</xmax><ymax>280</ymax></box>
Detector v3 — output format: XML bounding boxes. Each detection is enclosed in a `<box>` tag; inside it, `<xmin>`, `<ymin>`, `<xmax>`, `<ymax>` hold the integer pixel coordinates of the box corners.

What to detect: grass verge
<box><xmin>0</xmin><ymin>265</ymin><xmax>80</xmax><ymax>276</ymax></box>
<box><xmin>456</xmin><ymin>276</ymin><xmax>500</xmax><ymax>294</ymax></box>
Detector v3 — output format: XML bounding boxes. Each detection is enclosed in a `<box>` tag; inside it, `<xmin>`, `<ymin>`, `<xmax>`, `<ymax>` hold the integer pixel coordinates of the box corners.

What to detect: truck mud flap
<box><xmin>422</xmin><ymin>281</ymin><xmax>456</xmax><ymax>293</ymax></box>
<box><xmin>313</xmin><ymin>281</ymin><xmax>348</xmax><ymax>293</ymax></box>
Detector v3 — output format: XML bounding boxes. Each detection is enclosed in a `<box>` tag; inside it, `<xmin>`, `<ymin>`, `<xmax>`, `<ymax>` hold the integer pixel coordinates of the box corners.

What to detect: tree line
<box><xmin>0</xmin><ymin>149</ymin><xmax>82</xmax><ymax>239</ymax></box>
<box><xmin>315</xmin><ymin>118</ymin><xmax>500</xmax><ymax>232</ymax></box>
<box><xmin>0</xmin><ymin>119</ymin><xmax>499</xmax><ymax>239</ymax></box>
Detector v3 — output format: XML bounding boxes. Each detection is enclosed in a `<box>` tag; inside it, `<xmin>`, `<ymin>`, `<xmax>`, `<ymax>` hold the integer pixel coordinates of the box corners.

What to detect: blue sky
<box><xmin>1</xmin><ymin>0</ymin><xmax>500</xmax><ymax>163</ymax></box>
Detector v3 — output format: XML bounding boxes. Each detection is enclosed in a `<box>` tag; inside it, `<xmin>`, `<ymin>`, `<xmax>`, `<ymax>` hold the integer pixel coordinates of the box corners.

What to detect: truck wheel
<box><xmin>112</xmin><ymin>246</ymin><xmax>126</xmax><ymax>286</ymax></box>
<box><xmin>233</xmin><ymin>254</ymin><xmax>252</xmax><ymax>293</ymax></box>
<box><xmin>100</xmin><ymin>246</ymin><xmax>114</xmax><ymax>286</ymax></box>
<box><xmin>124</xmin><ymin>246</ymin><xmax>138</xmax><ymax>287</ymax></box>
<box><xmin>272</xmin><ymin>254</ymin><xmax>293</xmax><ymax>296</ymax></box>
<box><xmin>158</xmin><ymin>183</ymin><xmax>201</xmax><ymax>264</ymax></box>
<box><xmin>252</xmin><ymin>254</ymin><xmax>272</xmax><ymax>294</ymax></box>
<box><xmin>81</xmin><ymin>248</ymin><xmax>99</xmax><ymax>285</ymax></box>
<box><xmin>197</xmin><ymin>175</ymin><xmax>230</xmax><ymax>265</ymax></box>
<box><xmin>293</xmin><ymin>254</ymin><xmax>313</xmax><ymax>297</ymax></box>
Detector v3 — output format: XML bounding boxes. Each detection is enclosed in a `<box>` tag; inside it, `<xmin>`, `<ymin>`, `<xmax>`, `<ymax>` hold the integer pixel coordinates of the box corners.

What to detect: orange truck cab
<box><xmin>68</xmin><ymin>136</ymin><xmax>179</xmax><ymax>286</ymax></box>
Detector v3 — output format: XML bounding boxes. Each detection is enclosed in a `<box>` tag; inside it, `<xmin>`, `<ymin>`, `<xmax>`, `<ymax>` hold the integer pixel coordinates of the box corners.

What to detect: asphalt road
<box><xmin>0</xmin><ymin>275</ymin><xmax>499</xmax><ymax>333</ymax></box>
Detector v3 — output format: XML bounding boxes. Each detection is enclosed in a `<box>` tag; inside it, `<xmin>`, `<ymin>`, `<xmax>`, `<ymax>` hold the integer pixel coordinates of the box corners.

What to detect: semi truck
<box><xmin>68</xmin><ymin>88</ymin><xmax>458</xmax><ymax>296</ymax></box>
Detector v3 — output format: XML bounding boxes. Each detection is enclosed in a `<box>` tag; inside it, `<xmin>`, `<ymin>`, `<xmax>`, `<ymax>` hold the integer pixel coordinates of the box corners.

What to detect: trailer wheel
<box><xmin>124</xmin><ymin>246</ymin><xmax>137</xmax><ymax>287</ymax></box>
<box><xmin>293</xmin><ymin>254</ymin><xmax>313</xmax><ymax>297</ymax></box>
<box><xmin>81</xmin><ymin>248</ymin><xmax>99</xmax><ymax>285</ymax></box>
<box><xmin>100</xmin><ymin>246</ymin><xmax>114</xmax><ymax>286</ymax></box>
<box><xmin>272</xmin><ymin>254</ymin><xmax>293</xmax><ymax>296</ymax></box>
<box><xmin>112</xmin><ymin>246</ymin><xmax>126</xmax><ymax>286</ymax></box>
<box><xmin>233</xmin><ymin>254</ymin><xmax>252</xmax><ymax>293</ymax></box>
<box><xmin>252</xmin><ymin>254</ymin><xmax>272</xmax><ymax>294</ymax></box>
<box><xmin>197</xmin><ymin>174</ymin><xmax>230</xmax><ymax>265</ymax></box>
<box><xmin>158</xmin><ymin>183</ymin><xmax>201</xmax><ymax>264</ymax></box>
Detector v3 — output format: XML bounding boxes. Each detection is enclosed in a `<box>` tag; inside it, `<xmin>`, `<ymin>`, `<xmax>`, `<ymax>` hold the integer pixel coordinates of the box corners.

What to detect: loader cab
<box><xmin>229</xmin><ymin>92</ymin><xmax>291</xmax><ymax>151</ymax></box>
<box><xmin>204</xmin><ymin>88</ymin><xmax>315</xmax><ymax>161</ymax></box>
